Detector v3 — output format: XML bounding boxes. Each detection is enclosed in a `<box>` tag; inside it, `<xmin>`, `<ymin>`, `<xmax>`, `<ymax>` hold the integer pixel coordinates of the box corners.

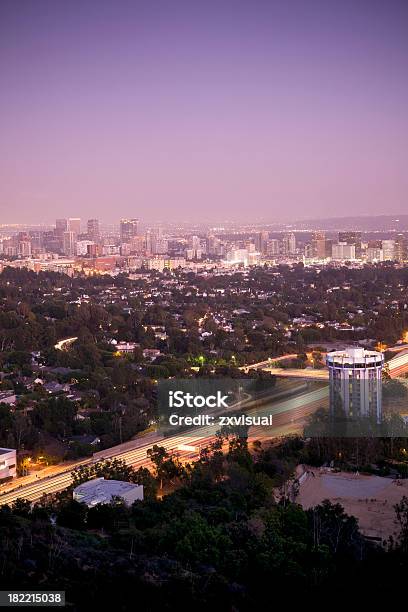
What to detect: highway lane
<box><xmin>386</xmin><ymin>343</ymin><xmax>408</xmax><ymax>353</ymax></box>
<box><xmin>0</xmin><ymin>384</ymin><xmax>328</xmax><ymax>506</ymax></box>
<box><xmin>0</xmin><ymin>391</ymin><xmax>254</xmax><ymax>495</ymax></box>
<box><xmin>54</xmin><ymin>337</ymin><xmax>78</xmax><ymax>351</ymax></box>
<box><xmin>0</xmin><ymin>384</ymin><xmax>298</xmax><ymax>496</ymax></box>
<box><xmin>239</xmin><ymin>353</ymin><xmax>299</xmax><ymax>372</ymax></box>
<box><xmin>262</xmin><ymin>367</ymin><xmax>329</xmax><ymax>380</ymax></box>
<box><xmin>0</xmin><ymin>431</ymin><xmax>216</xmax><ymax>505</ymax></box>
<box><xmin>239</xmin><ymin>351</ymin><xmax>329</xmax><ymax>372</ymax></box>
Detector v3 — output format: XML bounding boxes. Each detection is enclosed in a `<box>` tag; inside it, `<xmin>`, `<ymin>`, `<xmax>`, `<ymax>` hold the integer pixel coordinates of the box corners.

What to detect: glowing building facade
<box><xmin>326</xmin><ymin>348</ymin><xmax>384</xmax><ymax>423</ymax></box>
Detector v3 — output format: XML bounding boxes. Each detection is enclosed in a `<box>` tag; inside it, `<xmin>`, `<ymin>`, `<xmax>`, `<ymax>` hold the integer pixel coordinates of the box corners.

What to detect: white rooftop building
<box><xmin>0</xmin><ymin>391</ymin><xmax>17</xmax><ymax>405</ymax></box>
<box><xmin>73</xmin><ymin>477</ymin><xmax>144</xmax><ymax>507</ymax></box>
<box><xmin>0</xmin><ymin>448</ymin><xmax>17</xmax><ymax>481</ymax></box>
<box><xmin>114</xmin><ymin>341</ymin><xmax>140</xmax><ymax>354</ymax></box>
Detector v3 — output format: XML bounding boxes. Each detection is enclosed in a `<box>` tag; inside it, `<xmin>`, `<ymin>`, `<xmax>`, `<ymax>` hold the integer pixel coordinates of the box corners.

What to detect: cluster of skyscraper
<box><xmin>308</xmin><ymin>231</ymin><xmax>407</xmax><ymax>263</ymax></box>
<box><xmin>0</xmin><ymin>221</ymin><xmax>407</xmax><ymax>268</ymax></box>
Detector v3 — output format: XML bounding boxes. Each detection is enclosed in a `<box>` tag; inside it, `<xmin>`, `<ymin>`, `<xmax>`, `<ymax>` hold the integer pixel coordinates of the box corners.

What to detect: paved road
<box><xmin>387</xmin><ymin>343</ymin><xmax>408</xmax><ymax>353</ymax></box>
<box><xmin>0</xmin><ymin>384</ymin><xmax>328</xmax><ymax>506</ymax></box>
<box><xmin>239</xmin><ymin>353</ymin><xmax>300</xmax><ymax>372</ymax></box>
<box><xmin>54</xmin><ymin>337</ymin><xmax>78</xmax><ymax>350</ymax></box>
<box><xmin>262</xmin><ymin>367</ymin><xmax>329</xmax><ymax>380</ymax></box>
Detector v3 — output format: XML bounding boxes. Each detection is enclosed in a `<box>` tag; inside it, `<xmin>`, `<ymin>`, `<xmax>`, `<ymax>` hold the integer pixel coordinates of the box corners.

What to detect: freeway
<box><xmin>0</xmin><ymin>392</ymin><xmax>253</xmax><ymax>497</ymax></box>
<box><xmin>387</xmin><ymin>343</ymin><xmax>408</xmax><ymax>353</ymax></box>
<box><xmin>262</xmin><ymin>367</ymin><xmax>329</xmax><ymax>380</ymax></box>
<box><xmin>0</xmin><ymin>385</ymin><xmax>295</xmax><ymax>496</ymax></box>
<box><xmin>0</xmin><ymin>383</ymin><xmax>328</xmax><ymax>506</ymax></box>
<box><xmin>238</xmin><ymin>349</ymin><xmax>329</xmax><ymax>380</ymax></box>
<box><xmin>239</xmin><ymin>353</ymin><xmax>299</xmax><ymax>372</ymax></box>
<box><xmin>54</xmin><ymin>337</ymin><xmax>78</xmax><ymax>351</ymax></box>
<box><xmin>0</xmin><ymin>431</ymin><xmax>210</xmax><ymax>506</ymax></box>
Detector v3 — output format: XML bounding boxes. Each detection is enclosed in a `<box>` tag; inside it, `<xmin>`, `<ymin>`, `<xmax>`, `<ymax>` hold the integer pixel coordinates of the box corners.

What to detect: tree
<box><xmin>72</xmin><ymin>458</ymin><xmax>138</xmax><ymax>487</ymax></box>
<box><xmin>56</xmin><ymin>499</ymin><xmax>87</xmax><ymax>529</ymax></box>
<box><xmin>307</xmin><ymin>500</ymin><xmax>362</xmax><ymax>556</ymax></box>
<box><xmin>133</xmin><ymin>466</ymin><xmax>158</xmax><ymax>499</ymax></box>
<box><xmin>32</xmin><ymin>396</ymin><xmax>78</xmax><ymax>439</ymax></box>
<box><xmin>311</xmin><ymin>351</ymin><xmax>324</xmax><ymax>369</ymax></box>
<box><xmin>394</xmin><ymin>495</ymin><xmax>408</xmax><ymax>553</ymax></box>
<box><xmin>147</xmin><ymin>445</ymin><xmax>184</xmax><ymax>489</ymax></box>
<box><xmin>6</xmin><ymin>350</ymin><xmax>32</xmax><ymax>368</ymax></box>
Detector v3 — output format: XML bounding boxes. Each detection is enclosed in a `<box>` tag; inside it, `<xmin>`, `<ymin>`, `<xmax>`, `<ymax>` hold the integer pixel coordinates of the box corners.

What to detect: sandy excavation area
<box><xmin>298</xmin><ymin>468</ymin><xmax>408</xmax><ymax>541</ymax></box>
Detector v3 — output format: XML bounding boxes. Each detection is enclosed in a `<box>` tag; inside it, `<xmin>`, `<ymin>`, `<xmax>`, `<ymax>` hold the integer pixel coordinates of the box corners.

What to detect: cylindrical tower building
<box><xmin>326</xmin><ymin>348</ymin><xmax>384</xmax><ymax>423</ymax></box>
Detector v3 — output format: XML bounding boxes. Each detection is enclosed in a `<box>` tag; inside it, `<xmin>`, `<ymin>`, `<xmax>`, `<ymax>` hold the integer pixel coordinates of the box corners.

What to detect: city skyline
<box><xmin>1</xmin><ymin>0</ymin><xmax>408</xmax><ymax>224</ymax></box>
<box><xmin>1</xmin><ymin>211</ymin><xmax>407</xmax><ymax>270</ymax></box>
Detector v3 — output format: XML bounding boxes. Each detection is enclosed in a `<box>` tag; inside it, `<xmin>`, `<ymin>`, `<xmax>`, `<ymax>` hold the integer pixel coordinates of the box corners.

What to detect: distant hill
<box><xmin>290</xmin><ymin>215</ymin><xmax>408</xmax><ymax>232</ymax></box>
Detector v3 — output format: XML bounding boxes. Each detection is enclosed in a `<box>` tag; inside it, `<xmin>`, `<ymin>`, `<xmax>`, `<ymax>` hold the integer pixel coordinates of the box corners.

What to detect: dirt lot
<box><xmin>298</xmin><ymin>468</ymin><xmax>408</xmax><ymax>541</ymax></box>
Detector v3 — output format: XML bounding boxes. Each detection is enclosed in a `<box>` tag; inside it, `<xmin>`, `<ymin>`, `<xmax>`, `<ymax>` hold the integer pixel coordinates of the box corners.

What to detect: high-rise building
<box><xmin>187</xmin><ymin>235</ymin><xmax>201</xmax><ymax>259</ymax></box>
<box><xmin>130</xmin><ymin>235</ymin><xmax>145</xmax><ymax>255</ymax></box>
<box><xmin>145</xmin><ymin>231</ymin><xmax>152</xmax><ymax>254</ymax></box>
<box><xmin>120</xmin><ymin>219</ymin><xmax>139</xmax><ymax>243</ymax></box>
<box><xmin>381</xmin><ymin>239</ymin><xmax>395</xmax><ymax>261</ymax></box>
<box><xmin>338</xmin><ymin>231</ymin><xmax>362</xmax><ymax>258</ymax></box>
<box><xmin>55</xmin><ymin>219</ymin><xmax>68</xmax><ymax>252</ymax></box>
<box><xmin>43</xmin><ymin>230</ymin><xmax>61</xmax><ymax>253</ymax></box>
<box><xmin>190</xmin><ymin>235</ymin><xmax>200</xmax><ymax>250</ymax></box>
<box><xmin>68</xmin><ymin>218</ymin><xmax>81</xmax><ymax>236</ymax></box>
<box><xmin>395</xmin><ymin>234</ymin><xmax>407</xmax><ymax>263</ymax></box>
<box><xmin>332</xmin><ymin>242</ymin><xmax>355</xmax><ymax>260</ymax></box>
<box><xmin>366</xmin><ymin>247</ymin><xmax>383</xmax><ymax>263</ymax></box>
<box><xmin>282</xmin><ymin>232</ymin><xmax>296</xmax><ymax>255</ymax></box>
<box><xmin>338</xmin><ymin>231</ymin><xmax>362</xmax><ymax>244</ymax></box>
<box><xmin>266</xmin><ymin>239</ymin><xmax>280</xmax><ymax>256</ymax></box>
<box><xmin>325</xmin><ymin>239</ymin><xmax>334</xmax><ymax>258</ymax></box>
<box><xmin>120</xmin><ymin>242</ymin><xmax>132</xmax><ymax>256</ymax></box>
<box><xmin>2</xmin><ymin>240</ymin><xmax>17</xmax><ymax>257</ymax></box>
<box><xmin>87</xmin><ymin>243</ymin><xmax>101</xmax><ymax>257</ymax></box>
<box><xmin>55</xmin><ymin>218</ymin><xmax>68</xmax><ymax>233</ymax></box>
<box><xmin>29</xmin><ymin>230</ymin><xmax>44</xmax><ymax>252</ymax></box>
<box><xmin>326</xmin><ymin>348</ymin><xmax>383</xmax><ymax>423</ymax></box>
<box><xmin>207</xmin><ymin>234</ymin><xmax>221</xmax><ymax>256</ymax></box>
<box><xmin>254</xmin><ymin>231</ymin><xmax>269</xmax><ymax>254</ymax></box>
<box><xmin>146</xmin><ymin>227</ymin><xmax>167</xmax><ymax>255</ymax></box>
<box><xmin>87</xmin><ymin>219</ymin><xmax>100</xmax><ymax>241</ymax></box>
<box><xmin>304</xmin><ymin>243</ymin><xmax>314</xmax><ymax>258</ymax></box>
<box><xmin>311</xmin><ymin>231</ymin><xmax>326</xmax><ymax>258</ymax></box>
<box><xmin>226</xmin><ymin>248</ymin><xmax>250</xmax><ymax>266</ymax></box>
<box><xmin>17</xmin><ymin>232</ymin><xmax>31</xmax><ymax>258</ymax></box>
<box><xmin>368</xmin><ymin>239</ymin><xmax>382</xmax><ymax>249</ymax></box>
<box><xmin>76</xmin><ymin>240</ymin><xmax>94</xmax><ymax>256</ymax></box>
<box><xmin>62</xmin><ymin>231</ymin><xmax>76</xmax><ymax>257</ymax></box>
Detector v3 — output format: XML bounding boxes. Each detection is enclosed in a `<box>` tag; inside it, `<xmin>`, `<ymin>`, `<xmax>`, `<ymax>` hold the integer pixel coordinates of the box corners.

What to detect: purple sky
<box><xmin>1</xmin><ymin>0</ymin><xmax>407</xmax><ymax>224</ymax></box>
